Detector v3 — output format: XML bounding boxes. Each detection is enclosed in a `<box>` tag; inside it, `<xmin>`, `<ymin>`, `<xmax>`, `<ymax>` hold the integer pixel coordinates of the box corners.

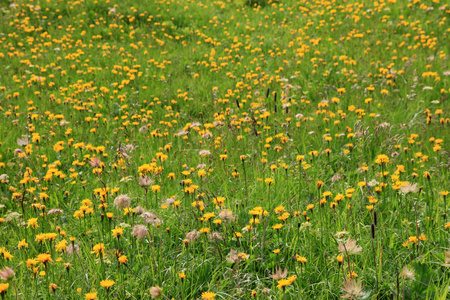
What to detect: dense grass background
<box><xmin>0</xmin><ymin>0</ymin><xmax>449</xmax><ymax>299</ymax></box>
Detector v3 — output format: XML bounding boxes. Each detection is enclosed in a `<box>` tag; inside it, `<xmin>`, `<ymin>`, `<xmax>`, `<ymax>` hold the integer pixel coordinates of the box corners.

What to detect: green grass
<box><xmin>0</xmin><ymin>0</ymin><xmax>449</xmax><ymax>299</ymax></box>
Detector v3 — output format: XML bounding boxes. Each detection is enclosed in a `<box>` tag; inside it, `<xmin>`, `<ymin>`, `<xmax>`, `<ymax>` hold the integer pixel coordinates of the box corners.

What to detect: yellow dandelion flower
<box><xmin>100</xmin><ymin>280</ymin><xmax>115</xmax><ymax>290</ymax></box>
<box><xmin>201</xmin><ymin>291</ymin><xmax>216</xmax><ymax>300</ymax></box>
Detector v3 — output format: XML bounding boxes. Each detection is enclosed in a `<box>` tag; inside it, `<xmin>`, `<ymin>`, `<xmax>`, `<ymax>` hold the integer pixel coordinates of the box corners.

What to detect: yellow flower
<box><xmin>201</xmin><ymin>291</ymin><xmax>216</xmax><ymax>300</ymax></box>
<box><xmin>138</xmin><ymin>164</ymin><xmax>153</xmax><ymax>175</ymax></box>
<box><xmin>73</xmin><ymin>210</ymin><xmax>84</xmax><ymax>219</ymax></box>
<box><xmin>49</xmin><ymin>283</ymin><xmax>58</xmax><ymax>293</ymax></box>
<box><xmin>213</xmin><ymin>197</ymin><xmax>225</xmax><ymax>208</ymax></box>
<box><xmin>36</xmin><ymin>253</ymin><xmax>53</xmax><ymax>268</ymax></box>
<box><xmin>277</xmin><ymin>275</ymin><xmax>296</xmax><ymax>289</ymax></box>
<box><xmin>45</xmin><ymin>233</ymin><xmax>57</xmax><ymax>241</ymax></box>
<box><xmin>278</xmin><ymin>212</ymin><xmax>290</xmax><ymax>221</ymax></box>
<box><xmin>27</xmin><ymin>218</ymin><xmax>39</xmax><ymax>229</ymax></box>
<box><xmin>198</xmin><ymin>169</ymin><xmax>207</xmax><ymax>177</ymax></box>
<box><xmin>348</xmin><ymin>271</ymin><xmax>358</xmax><ymax>278</ymax></box>
<box><xmin>199</xmin><ymin>228</ymin><xmax>210</xmax><ymax>234</ymax></box>
<box><xmin>118</xmin><ymin>255</ymin><xmax>128</xmax><ymax>264</ymax></box>
<box><xmin>112</xmin><ymin>227</ymin><xmax>124</xmax><ymax>239</ymax></box>
<box><xmin>265</xmin><ymin>178</ymin><xmax>274</xmax><ymax>185</ymax></box>
<box><xmin>1</xmin><ymin>250</ymin><xmax>13</xmax><ymax>261</ymax></box>
<box><xmin>249</xmin><ymin>210</ymin><xmax>261</xmax><ymax>217</ymax></box>
<box><xmin>0</xmin><ymin>283</ymin><xmax>9</xmax><ymax>295</ymax></box>
<box><xmin>272</xmin><ymin>224</ymin><xmax>283</xmax><ymax>230</ymax></box>
<box><xmin>18</xmin><ymin>239</ymin><xmax>28</xmax><ymax>249</ymax></box>
<box><xmin>408</xmin><ymin>236</ymin><xmax>418</xmax><ymax>243</ymax></box>
<box><xmin>202</xmin><ymin>212</ymin><xmax>215</xmax><ymax>221</ymax></box>
<box><xmin>91</xmin><ymin>243</ymin><xmax>105</xmax><ymax>257</ymax></box>
<box><xmin>375</xmin><ymin>154</ymin><xmax>389</xmax><ymax>165</ymax></box>
<box><xmin>151</xmin><ymin>185</ymin><xmax>161</xmax><ymax>193</ymax></box>
<box><xmin>85</xmin><ymin>292</ymin><xmax>98</xmax><ymax>300</ymax></box>
<box><xmin>55</xmin><ymin>240</ymin><xmax>68</xmax><ymax>253</ymax></box>
<box><xmin>100</xmin><ymin>280</ymin><xmax>115</xmax><ymax>290</ymax></box>
<box><xmin>26</xmin><ymin>258</ymin><xmax>38</xmax><ymax>269</ymax></box>
<box><xmin>238</xmin><ymin>253</ymin><xmax>248</xmax><ymax>260</ymax></box>
<box><xmin>274</xmin><ymin>206</ymin><xmax>285</xmax><ymax>214</ymax></box>
<box><xmin>296</xmin><ymin>254</ymin><xmax>307</xmax><ymax>264</ymax></box>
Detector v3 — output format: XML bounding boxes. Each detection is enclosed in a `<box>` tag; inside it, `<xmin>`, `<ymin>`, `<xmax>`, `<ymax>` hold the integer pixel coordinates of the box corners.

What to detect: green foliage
<box><xmin>0</xmin><ymin>0</ymin><xmax>449</xmax><ymax>299</ymax></box>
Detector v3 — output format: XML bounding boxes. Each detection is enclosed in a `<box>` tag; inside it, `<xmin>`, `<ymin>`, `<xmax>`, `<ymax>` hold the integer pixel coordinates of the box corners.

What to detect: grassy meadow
<box><xmin>0</xmin><ymin>0</ymin><xmax>449</xmax><ymax>299</ymax></box>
